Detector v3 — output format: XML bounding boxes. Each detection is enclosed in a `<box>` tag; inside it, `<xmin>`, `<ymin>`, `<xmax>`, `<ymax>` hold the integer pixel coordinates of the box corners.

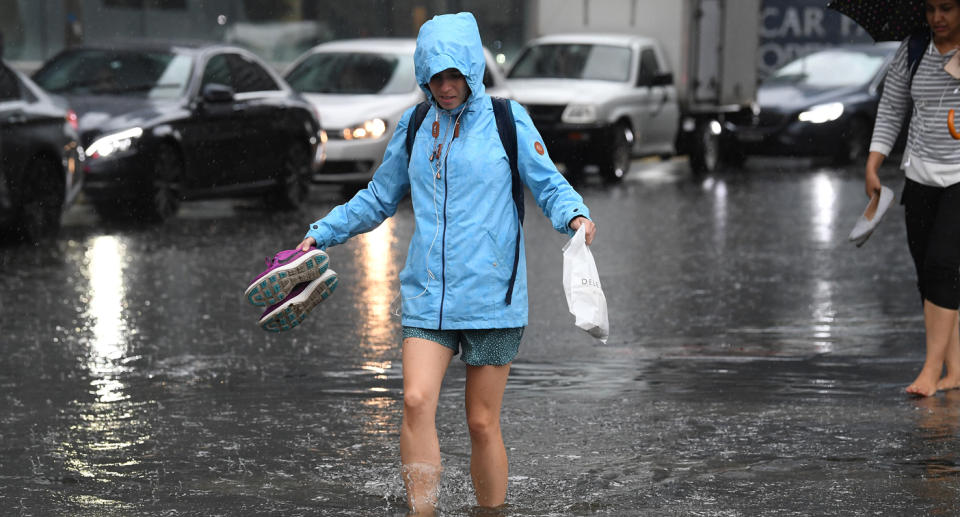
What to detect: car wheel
<box><xmin>273</xmin><ymin>141</ymin><xmax>311</xmax><ymax>209</ymax></box>
<box><xmin>16</xmin><ymin>156</ymin><xmax>65</xmax><ymax>242</ymax></box>
<box><xmin>833</xmin><ymin>117</ymin><xmax>869</xmax><ymax>166</ymax></box>
<box><xmin>599</xmin><ymin>122</ymin><xmax>631</xmax><ymax>183</ymax></box>
<box><xmin>690</xmin><ymin>121</ymin><xmax>720</xmax><ymax>174</ymax></box>
<box><xmin>137</xmin><ymin>143</ymin><xmax>182</xmax><ymax>222</ymax></box>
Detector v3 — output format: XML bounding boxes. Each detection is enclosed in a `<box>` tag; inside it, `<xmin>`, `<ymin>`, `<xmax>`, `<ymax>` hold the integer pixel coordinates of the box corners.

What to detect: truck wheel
<box><xmin>690</xmin><ymin>121</ymin><xmax>720</xmax><ymax>174</ymax></box>
<box><xmin>599</xmin><ymin>122</ymin><xmax>631</xmax><ymax>183</ymax></box>
<box><xmin>690</xmin><ymin>122</ymin><xmax>720</xmax><ymax>174</ymax></box>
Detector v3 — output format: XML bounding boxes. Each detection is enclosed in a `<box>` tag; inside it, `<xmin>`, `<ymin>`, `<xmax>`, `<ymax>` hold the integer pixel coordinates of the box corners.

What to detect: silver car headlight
<box><xmin>561</xmin><ymin>104</ymin><xmax>598</xmax><ymax>124</ymax></box>
<box><xmin>86</xmin><ymin>127</ymin><xmax>143</xmax><ymax>159</ymax></box>
<box><xmin>341</xmin><ymin>118</ymin><xmax>387</xmax><ymax>140</ymax></box>
<box><xmin>798</xmin><ymin>102</ymin><xmax>844</xmax><ymax>124</ymax></box>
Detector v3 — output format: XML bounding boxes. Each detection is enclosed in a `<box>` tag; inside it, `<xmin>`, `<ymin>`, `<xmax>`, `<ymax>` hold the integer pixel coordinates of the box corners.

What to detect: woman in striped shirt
<box><xmin>867</xmin><ymin>0</ymin><xmax>960</xmax><ymax>397</ymax></box>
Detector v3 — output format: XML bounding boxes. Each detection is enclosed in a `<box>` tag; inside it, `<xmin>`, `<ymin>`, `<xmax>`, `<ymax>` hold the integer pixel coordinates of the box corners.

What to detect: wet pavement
<box><xmin>2</xmin><ymin>157</ymin><xmax>959</xmax><ymax>516</ymax></box>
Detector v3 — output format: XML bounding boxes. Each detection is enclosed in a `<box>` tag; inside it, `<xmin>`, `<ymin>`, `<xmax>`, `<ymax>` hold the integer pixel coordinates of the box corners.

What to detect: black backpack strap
<box><xmin>907</xmin><ymin>31</ymin><xmax>930</xmax><ymax>86</ymax></box>
<box><xmin>492</xmin><ymin>97</ymin><xmax>523</xmax><ymax>305</ymax></box>
<box><xmin>406</xmin><ymin>101</ymin><xmax>431</xmax><ymax>165</ymax></box>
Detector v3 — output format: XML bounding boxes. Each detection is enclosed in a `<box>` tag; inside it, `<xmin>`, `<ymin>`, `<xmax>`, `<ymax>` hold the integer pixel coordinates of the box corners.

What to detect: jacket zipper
<box><xmin>438</xmin><ymin>149</ymin><xmax>449</xmax><ymax>329</ymax></box>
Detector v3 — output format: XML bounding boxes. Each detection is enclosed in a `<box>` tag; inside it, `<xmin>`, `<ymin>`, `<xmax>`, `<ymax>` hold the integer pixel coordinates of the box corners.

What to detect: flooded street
<box><xmin>2</xmin><ymin>158</ymin><xmax>959</xmax><ymax>515</ymax></box>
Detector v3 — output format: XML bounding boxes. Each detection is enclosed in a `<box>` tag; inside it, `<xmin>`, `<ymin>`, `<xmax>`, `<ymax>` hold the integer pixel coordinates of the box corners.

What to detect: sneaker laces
<box><xmin>265</xmin><ymin>249</ymin><xmax>305</xmax><ymax>268</ymax></box>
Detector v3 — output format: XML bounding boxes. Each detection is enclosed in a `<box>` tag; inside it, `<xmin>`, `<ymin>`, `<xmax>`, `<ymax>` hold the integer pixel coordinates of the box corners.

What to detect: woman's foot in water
<box><xmin>402</xmin><ymin>462</ymin><xmax>442</xmax><ymax>515</ymax></box>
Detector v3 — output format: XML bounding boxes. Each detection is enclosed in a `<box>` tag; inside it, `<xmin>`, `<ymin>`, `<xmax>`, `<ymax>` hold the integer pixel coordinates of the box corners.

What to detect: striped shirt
<box><xmin>871</xmin><ymin>36</ymin><xmax>960</xmax><ymax>186</ymax></box>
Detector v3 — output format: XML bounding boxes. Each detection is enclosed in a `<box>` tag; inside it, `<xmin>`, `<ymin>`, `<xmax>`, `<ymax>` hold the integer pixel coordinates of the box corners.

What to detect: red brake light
<box><xmin>66</xmin><ymin>110</ymin><xmax>78</xmax><ymax>130</ymax></box>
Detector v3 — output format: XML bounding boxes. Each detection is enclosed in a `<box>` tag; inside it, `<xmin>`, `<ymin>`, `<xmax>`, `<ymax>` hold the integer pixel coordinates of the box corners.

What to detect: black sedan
<box><xmin>0</xmin><ymin>60</ymin><xmax>83</xmax><ymax>242</ymax></box>
<box><xmin>31</xmin><ymin>41</ymin><xmax>323</xmax><ymax>221</ymax></box>
<box><xmin>725</xmin><ymin>42</ymin><xmax>899</xmax><ymax>165</ymax></box>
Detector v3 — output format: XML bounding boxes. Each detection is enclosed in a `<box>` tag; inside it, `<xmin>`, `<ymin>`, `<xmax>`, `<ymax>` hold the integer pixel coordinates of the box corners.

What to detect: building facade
<box><xmin>2</xmin><ymin>0</ymin><xmax>875</xmax><ymax>78</ymax></box>
<box><xmin>1</xmin><ymin>0</ymin><xmax>528</xmax><ymax>71</ymax></box>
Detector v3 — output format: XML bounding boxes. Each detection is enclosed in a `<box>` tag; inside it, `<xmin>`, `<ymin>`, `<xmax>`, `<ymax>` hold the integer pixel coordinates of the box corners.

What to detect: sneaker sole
<box><xmin>259</xmin><ymin>269</ymin><xmax>339</xmax><ymax>332</ymax></box>
<box><xmin>245</xmin><ymin>250</ymin><xmax>329</xmax><ymax>307</ymax></box>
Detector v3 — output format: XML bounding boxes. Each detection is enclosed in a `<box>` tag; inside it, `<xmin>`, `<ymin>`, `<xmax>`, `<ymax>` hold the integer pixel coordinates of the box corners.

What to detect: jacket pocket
<box><xmin>484</xmin><ymin>229</ymin><xmax>507</xmax><ymax>271</ymax></box>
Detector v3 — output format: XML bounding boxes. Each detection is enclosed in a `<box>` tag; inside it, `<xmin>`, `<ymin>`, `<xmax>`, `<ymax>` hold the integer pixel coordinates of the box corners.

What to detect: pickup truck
<box><xmin>513</xmin><ymin>0</ymin><xmax>762</xmax><ymax>177</ymax></box>
<box><xmin>505</xmin><ymin>33</ymin><xmax>679</xmax><ymax>183</ymax></box>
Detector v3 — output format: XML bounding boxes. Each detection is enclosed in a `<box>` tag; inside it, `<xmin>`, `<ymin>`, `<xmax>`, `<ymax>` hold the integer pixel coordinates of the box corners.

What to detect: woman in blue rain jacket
<box><xmin>297</xmin><ymin>12</ymin><xmax>596</xmax><ymax>512</ymax></box>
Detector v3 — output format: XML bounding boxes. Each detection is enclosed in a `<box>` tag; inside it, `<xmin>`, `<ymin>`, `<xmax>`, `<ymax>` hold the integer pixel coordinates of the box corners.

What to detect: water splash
<box><xmin>401</xmin><ymin>462</ymin><xmax>443</xmax><ymax>514</ymax></box>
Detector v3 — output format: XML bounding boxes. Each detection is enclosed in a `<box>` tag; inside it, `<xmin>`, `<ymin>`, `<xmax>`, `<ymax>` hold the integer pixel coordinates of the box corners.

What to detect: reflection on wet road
<box><xmin>1</xmin><ymin>157</ymin><xmax>958</xmax><ymax>515</ymax></box>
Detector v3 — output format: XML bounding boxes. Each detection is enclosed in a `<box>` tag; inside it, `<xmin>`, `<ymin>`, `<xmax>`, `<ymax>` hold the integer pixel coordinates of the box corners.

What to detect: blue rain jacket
<box><xmin>304</xmin><ymin>12</ymin><xmax>591</xmax><ymax>330</ymax></box>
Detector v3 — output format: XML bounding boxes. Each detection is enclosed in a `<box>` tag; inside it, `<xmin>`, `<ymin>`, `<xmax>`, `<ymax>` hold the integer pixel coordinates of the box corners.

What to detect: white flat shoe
<box><xmin>848</xmin><ymin>185</ymin><xmax>893</xmax><ymax>247</ymax></box>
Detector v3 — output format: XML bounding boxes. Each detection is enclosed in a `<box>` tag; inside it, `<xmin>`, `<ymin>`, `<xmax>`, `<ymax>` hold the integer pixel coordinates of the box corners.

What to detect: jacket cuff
<box><xmin>563</xmin><ymin>207</ymin><xmax>591</xmax><ymax>236</ymax></box>
<box><xmin>304</xmin><ymin>223</ymin><xmax>333</xmax><ymax>250</ymax></box>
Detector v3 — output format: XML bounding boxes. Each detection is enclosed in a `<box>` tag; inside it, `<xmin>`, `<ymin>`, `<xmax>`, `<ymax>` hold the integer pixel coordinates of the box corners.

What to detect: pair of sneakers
<box><xmin>244</xmin><ymin>247</ymin><xmax>338</xmax><ymax>332</ymax></box>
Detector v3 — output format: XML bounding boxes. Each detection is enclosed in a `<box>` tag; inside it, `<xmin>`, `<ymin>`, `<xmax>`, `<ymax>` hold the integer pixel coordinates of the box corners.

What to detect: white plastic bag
<box><xmin>562</xmin><ymin>226</ymin><xmax>609</xmax><ymax>343</ymax></box>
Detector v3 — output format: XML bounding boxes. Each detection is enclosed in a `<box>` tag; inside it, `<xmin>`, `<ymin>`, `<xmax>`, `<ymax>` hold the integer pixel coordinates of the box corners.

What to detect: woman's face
<box><xmin>927</xmin><ymin>0</ymin><xmax>960</xmax><ymax>41</ymax></box>
<box><xmin>428</xmin><ymin>68</ymin><xmax>469</xmax><ymax>110</ymax></box>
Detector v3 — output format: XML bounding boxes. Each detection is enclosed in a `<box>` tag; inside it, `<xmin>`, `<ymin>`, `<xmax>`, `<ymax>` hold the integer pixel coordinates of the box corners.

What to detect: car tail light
<box><xmin>66</xmin><ymin>110</ymin><xmax>79</xmax><ymax>130</ymax></box>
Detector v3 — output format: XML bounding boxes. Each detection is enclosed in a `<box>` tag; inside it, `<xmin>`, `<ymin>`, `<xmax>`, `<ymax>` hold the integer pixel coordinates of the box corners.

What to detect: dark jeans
<box><xmin>903</xmin><ymin>178</ymin><xmax>960</xmax><ymax>310</ymax></box>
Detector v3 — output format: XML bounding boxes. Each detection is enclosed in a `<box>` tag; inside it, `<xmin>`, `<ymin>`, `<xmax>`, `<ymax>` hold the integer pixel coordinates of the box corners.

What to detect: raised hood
<box><xmin>414</xmin><ymin>12</ymin><xmax>486</xmax><ymax>108</ymax></box>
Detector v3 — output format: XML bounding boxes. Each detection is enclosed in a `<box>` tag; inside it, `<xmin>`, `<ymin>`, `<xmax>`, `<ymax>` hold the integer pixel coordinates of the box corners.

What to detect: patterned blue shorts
<box><xmin>401</xmin><ymin>326</ymin><xmax>524</xmax><ymax>366</ymax></box>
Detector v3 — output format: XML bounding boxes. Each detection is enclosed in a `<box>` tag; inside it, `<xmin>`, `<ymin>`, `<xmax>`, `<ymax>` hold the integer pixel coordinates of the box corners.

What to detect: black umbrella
<box><xmin>827</xmin><ymin>0</ymin><xmax>927</xmax><ymax>41</ymax></box>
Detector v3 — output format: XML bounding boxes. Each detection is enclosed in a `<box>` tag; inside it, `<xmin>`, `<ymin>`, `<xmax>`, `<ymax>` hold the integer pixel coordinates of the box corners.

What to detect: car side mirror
<box><xmin>202</xmin><ymin>83</ymin><xmax>234</xmax><ymax>103</ymax></box>
<box><xmin>638</xmin><ymin>72</ymin><xmax>673</xmax><ymax>87</ymax></box>
<box><xmin>651</xmin><ymin>72</ymin><xmax>673</xmax><ymax>87</ymax></box>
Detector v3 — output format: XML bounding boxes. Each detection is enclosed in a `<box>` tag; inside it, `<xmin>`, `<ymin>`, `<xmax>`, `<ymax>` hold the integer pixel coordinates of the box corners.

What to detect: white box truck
<box><xmin>514</xmin><ymin>0</ymin><xmax>761</xmax><ymax>175</ymax></box>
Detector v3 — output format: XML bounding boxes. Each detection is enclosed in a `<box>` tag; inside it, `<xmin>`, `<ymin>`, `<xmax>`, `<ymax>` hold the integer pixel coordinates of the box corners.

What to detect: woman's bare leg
<box><xmin>400</xmin><ymin>338</ymin><xmax>454</xmax><ymax>514</ymax></box>
<box><xmin>937</xmin><ymin>312</ymin><xmax>960</xmax><ymax>390</ymax></box>
<box><xmin>464</xmin><ymin>363</ymin><xmax>511</xmax><ymax>508</ymax></box>
<box><xmin>907</xmin><ymin>301</ymin><xmax>959</xmax><ymax>396</ymax></box>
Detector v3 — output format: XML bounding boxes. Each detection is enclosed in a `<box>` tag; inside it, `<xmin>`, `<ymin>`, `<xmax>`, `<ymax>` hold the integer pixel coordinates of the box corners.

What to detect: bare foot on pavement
<box><xmin>936</xmin><ymin>375</ymin><xmax>960</xmax><ymax>391</ymax></box>
<box><xmin>906</xmin><ymin>367</ymin><xmax>940</xmax><ymax>397</ymax></box>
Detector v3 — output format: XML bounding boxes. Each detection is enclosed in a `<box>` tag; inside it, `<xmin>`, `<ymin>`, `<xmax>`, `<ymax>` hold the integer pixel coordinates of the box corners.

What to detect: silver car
<box><xmin>285</xmin><ymin>38</ymin><xmax>512</xmax><ymax>187</ymax></box>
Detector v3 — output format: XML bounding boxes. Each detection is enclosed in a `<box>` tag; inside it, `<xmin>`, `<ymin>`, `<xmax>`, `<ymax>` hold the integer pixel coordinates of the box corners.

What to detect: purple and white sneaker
<box><xmin>244</xmin><ymin>247</ymin><xmax>329</xmax><ymax>307</ymax></box>
<box><xmin>259</xmin><ymin>269</ymin><xmax>339</xmax><ymax>332</ymax></box>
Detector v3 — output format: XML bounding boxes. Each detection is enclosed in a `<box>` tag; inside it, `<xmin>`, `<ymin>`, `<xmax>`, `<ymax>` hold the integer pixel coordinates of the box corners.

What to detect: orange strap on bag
<box><xmin>949</xmin><ymin>109</ymin><xmax>960</xmax><ymax>140</ymax></box>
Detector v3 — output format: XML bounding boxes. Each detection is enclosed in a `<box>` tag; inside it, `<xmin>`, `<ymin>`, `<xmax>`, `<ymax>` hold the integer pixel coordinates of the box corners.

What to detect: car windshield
<box><xmin>765</xmin><ymin>49</ymin><xmax>887</xmax><ymax>88</ymax></box>
<box><xmin>285</xmin><ymin>52</ymin><xmax>415</xmax><ymax>94</ymax></box>
<box><xmin>32</xmin><ymin>48</ymin><xmax>193</xmax><ymax>99</ymax></box>
<box><xmin>508</xmin><ymin>43</ymin><xmax>632</xmax><ymax>81</ymax></box>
